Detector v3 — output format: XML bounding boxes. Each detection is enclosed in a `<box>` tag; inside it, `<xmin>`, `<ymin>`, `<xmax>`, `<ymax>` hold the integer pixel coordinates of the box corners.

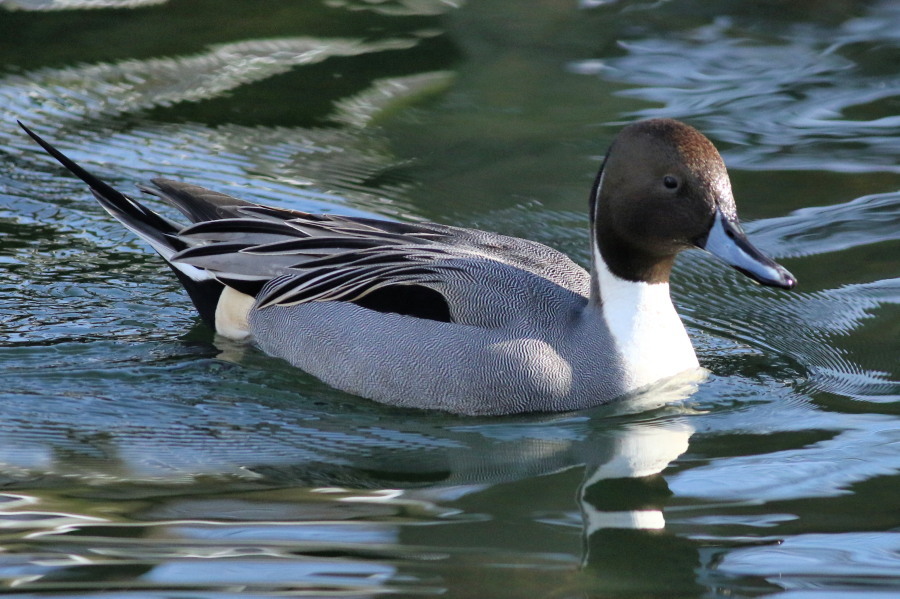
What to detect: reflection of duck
<box><xmin>21</xmin><ymin>119</ymin><xmax>794</xmax><ymax>415</ymax></box>
<box><xmin>567</xmin><ymin>387</ymin><xmax>700</xmax><ymax>596</ymax></box>
<box><xmin>580</xmin><ymin>418</ymin><xmax>693</xmax><ymax>530</ymax></box>
<box><xmin>0</xmin><ymin>394</ymin><xmax>698</xmax><ymax>595</ymax></box>
<box><xmin>575</xmin><ymin>416</ymin><xmax>702</xmax><ymax>595</ymax></box>
<box><xmin>391</xmin><ymin>387</ymin><xmax>698</xmax><ymax>597</ymax></box>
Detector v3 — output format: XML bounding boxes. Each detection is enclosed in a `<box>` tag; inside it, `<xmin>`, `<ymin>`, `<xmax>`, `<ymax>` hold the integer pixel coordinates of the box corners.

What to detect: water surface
<box><xmin>0</xmin><ymin>1</ymin><xmax>898</xmax><ymax>597</ymax></box>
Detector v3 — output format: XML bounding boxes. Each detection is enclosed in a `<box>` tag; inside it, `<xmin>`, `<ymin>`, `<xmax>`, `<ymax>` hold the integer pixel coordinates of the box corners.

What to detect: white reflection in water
<box><xmin>0</xmin><ymin>0</ymin><xmax>169</xmax><ymax>9</ymax></box>
<box><xmin>0</xmin><ymin>36</ymin><xmax>417</xmax><ymax>130</ymax></box>
<box><xmin>568</xmin><ymin>1</ymin><xmax>900</xmax><ymax>174</ymax></box>
<box><xmin>326</xmin><ymin>0</ymin><xmax>461</xmax><ymax>17</ymax></box>
<box><xmin>719</xmin><ymin>532</ymin><xmax>900</xmax><ymax>594</ymax></box>
<box><xmin>669</xmin><ymin>413</ymin><xmax>900</xmax><ymax>502</ymax></box>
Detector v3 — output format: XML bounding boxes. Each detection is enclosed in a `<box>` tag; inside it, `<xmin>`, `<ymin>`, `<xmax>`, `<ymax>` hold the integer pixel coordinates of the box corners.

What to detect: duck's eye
<box><xmin>663</xmin><ymin>175</ymin><xmax>679</xmax><ymax>190</ymax></box>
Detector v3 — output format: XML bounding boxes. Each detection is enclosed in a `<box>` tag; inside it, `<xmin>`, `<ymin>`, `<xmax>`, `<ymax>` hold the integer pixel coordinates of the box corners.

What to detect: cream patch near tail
<box><xmin>215</xmin><ymin>286</ymin><xmax>255</xmax><ymax>340</ymax></box>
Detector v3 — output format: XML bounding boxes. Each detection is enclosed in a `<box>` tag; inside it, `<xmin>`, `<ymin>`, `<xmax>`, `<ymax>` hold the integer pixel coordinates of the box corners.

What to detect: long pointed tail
<box><xmin>19</xmin><ymin>121</ymin><xmax>224</xmax><ymax>325</ymax></box>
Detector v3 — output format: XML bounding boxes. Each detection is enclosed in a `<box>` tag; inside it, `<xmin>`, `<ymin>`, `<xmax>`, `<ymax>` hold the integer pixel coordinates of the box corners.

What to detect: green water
<box><xmin>0</xmin><ymin>0</ymin><xmax>898</xmax><ymax>596</ymax></box>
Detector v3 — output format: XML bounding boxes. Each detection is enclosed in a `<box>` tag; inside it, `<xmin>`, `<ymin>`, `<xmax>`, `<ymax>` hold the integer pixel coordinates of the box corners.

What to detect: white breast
<box><xmin>594</xmin><ymin>251</ymin><xmax>700</xmax><ymax>391</ymax></box>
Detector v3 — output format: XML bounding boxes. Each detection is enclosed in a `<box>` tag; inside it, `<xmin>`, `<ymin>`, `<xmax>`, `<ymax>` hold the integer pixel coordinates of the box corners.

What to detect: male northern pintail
<box><xmin>20</xmin><ymin>119</ymin><xmax>795</xmax><ymax>415</ymax></box>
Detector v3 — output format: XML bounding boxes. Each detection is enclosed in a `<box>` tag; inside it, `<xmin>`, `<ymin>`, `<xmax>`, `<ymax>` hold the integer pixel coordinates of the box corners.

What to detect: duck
<box><xmin>19</xmin><ymin>118</ymin><xmax>795</xmax><ymax>416</ymax></box>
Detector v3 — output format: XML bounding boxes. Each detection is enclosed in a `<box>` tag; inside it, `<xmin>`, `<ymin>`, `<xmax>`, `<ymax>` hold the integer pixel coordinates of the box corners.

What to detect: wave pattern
<box><xmin>570</xmin><ymin>0</ymin><xmax>900</xmax><ymax>173</ymax></box>
<box><xmin>0</xmin><ymin>1</ymin><xmax>898</xmax><ymax>596</ymax></box>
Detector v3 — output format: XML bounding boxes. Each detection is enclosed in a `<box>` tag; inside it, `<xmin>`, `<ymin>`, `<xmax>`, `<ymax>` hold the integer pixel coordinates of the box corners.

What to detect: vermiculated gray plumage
<box><xmin>146</xmin><ymin>180</ymin><xmax>621</xmax><ymax>415</ymax></box>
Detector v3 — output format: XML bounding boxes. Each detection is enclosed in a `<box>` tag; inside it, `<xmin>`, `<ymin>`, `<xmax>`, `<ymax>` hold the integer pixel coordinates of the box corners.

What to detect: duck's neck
<box><xmin>590</xmin><ymin>247</ymin><xmax>700</xmax><ymax>391</ymax></box>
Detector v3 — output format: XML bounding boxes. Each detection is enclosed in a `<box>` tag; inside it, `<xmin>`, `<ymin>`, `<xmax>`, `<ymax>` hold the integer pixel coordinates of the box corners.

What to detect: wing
<box><xmin>168</xmin><ymin>210</ymin><xmax>473</xmax><ymax>323</ymax></box>
<box><xmin>23</xmin><ymin>124</ymin><xmax>587</xmax><ymax>328</ymax></box>
<box><xmin>150</xmin><ymin>179</ymin><xmax>591</xmax><ymax>324</ymax></box>
<box><xmin>148</xmin><ymin>180</ymin><xmax>589</xmax><ymax>298</ymax></box>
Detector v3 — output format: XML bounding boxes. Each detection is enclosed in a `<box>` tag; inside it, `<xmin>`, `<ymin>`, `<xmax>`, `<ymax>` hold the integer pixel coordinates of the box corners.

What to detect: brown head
<box><xmin>590</xmin><ymin>119</ymin><xmax>795</xmax><ymax>289</ymax></box>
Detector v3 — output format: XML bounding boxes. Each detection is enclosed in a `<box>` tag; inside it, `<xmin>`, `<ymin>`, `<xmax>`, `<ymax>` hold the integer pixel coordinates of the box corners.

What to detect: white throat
<box><xmin>592</xmin><ymin>248</ymin><xmax>700</xmax><ymax>391</ymax></box>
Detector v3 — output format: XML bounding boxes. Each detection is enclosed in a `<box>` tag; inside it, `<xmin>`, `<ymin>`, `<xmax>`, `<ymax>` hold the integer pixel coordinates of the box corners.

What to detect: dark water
<box><xmin>0</xmin><ymin>1</ymin><xmax>898</xmax><ymax>597</ymax></box>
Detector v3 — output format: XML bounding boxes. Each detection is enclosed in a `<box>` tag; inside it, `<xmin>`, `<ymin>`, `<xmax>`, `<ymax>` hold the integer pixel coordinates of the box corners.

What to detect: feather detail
<box><xmin>20</xmin><ymin>121</ymin><xmax>586</xmax><ymax>326</ymax></box>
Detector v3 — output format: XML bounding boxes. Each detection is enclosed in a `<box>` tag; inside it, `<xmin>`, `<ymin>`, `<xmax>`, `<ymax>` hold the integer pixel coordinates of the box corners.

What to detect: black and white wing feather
<box><xmin>20</xmin><ymin>121</ymin><xmax>588</xmax><ymax>327</ymax></box>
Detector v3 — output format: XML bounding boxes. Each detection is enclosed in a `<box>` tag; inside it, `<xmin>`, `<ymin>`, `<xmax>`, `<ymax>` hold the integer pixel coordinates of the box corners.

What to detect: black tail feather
<box><xmin>20</xmin><ymin>120</ymin><xmax>224</xmax><ymax>328</ymax></box>
<box><xmin>144</xmin><ymin>178</ymin><xmax>258</xmax><ymax>223</ymax></box>
<box><xmin>18</xmin><ymin>121</ymin><xmax>179</xmax><ymax>238</ymax></box>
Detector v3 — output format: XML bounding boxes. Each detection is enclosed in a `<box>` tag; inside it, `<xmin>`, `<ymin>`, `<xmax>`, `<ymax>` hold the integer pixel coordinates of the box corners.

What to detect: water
<box><xmin>0</xmin><ymin>0</ymin><xmax>898</xmax><ymax>596</ymax></box>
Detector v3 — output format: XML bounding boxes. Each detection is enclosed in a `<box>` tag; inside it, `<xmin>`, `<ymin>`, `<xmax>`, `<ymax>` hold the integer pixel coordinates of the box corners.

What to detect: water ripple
<box><xmin>750</xmin><ymin>191</ymin><xmax>900</xmax><ymax>259</ymax></box>
<box><xmin>0</xmin><ymin>36</ymin><xmax>417</xmax><ymax>130</ymax></box>
<box><xmin>1</xmin><ymin>0</ymin><xmax>169</xmax><ymax>9</ymax></box>
<box><xmin>719</xmin><ymin>532</ymin><xmax>900</xmax><ymax>593</ymax></box>
<box><xmin>570</xmin><ymin>1</ymin><xmax>900</xmax><ymax>173</ymax></box>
